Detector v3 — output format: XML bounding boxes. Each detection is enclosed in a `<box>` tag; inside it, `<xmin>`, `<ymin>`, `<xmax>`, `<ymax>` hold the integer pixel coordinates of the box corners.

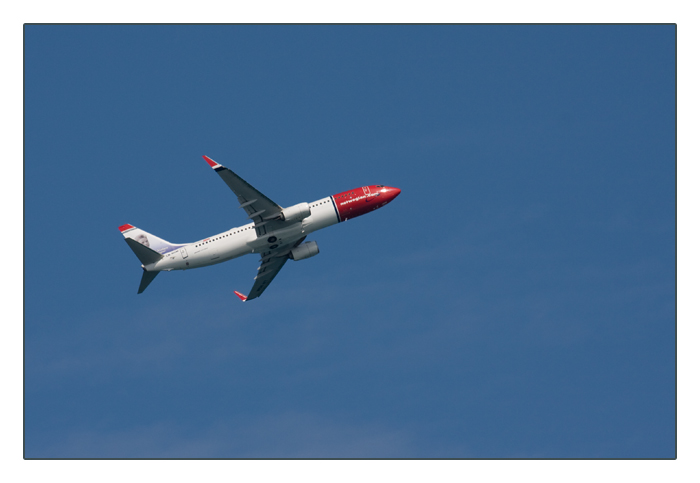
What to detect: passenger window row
<box><xmin>195</xmin><ymin>227</ymin><xmax>252</xmax><ymax>247</ymax></box>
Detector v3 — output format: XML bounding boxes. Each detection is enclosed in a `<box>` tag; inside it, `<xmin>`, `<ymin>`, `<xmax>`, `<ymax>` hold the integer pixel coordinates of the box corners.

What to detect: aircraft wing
<box><xmin>235</xmin><ymin>236</ymin><xmax>306</xmax><ymax>302</ymax></box>
<box><xmin>203</xmin><ymin>156</ymin><xmax>286</xmax><ymax>236</ymax></box>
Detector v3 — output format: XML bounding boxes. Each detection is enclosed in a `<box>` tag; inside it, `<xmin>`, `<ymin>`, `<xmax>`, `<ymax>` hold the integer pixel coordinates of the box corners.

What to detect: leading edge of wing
<box><xmin>202</xmin><ymin>156</ymin><xmax>282</xmax><ymax>213</ymax></box>
<box><xmin>233</xmin><ymin>236</ymin><xmax>307</xmax><ymax>302</ymax></box>
<box><xmin>239</xmin><ymin>256</ymin><xmax>289</xmax><ymax>302</ymax></box>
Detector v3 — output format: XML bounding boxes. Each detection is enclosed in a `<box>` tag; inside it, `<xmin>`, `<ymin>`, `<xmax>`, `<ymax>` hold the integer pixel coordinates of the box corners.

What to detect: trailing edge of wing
<box><xmin>202</xmin><ymin>156</ymin><xmax>282</xmax><ymax>220</ymax></box>
<box><xmin>246</xmin><ymin>256</ymin><xmax>288</xmax><ymax>301</ymax></box>
<box><xmin>235</xmin><ymin>236</ymin><xmax>307</xmax><ymax>302</ymax></box>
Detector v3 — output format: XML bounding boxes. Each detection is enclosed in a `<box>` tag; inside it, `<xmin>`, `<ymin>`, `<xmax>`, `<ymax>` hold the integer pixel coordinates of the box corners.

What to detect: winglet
<box><xmin>234</xmin><ymin>290</ymin><xmax>248</xmax><ymax>302</ymax></box>
<box><xmin>203</xmin><ymin>155</ymin><xmax>222</xmax><ymax>169</ymax></box>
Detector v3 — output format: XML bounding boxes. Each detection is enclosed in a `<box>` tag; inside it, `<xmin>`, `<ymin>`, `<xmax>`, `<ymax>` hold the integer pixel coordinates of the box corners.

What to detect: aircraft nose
<box><xmin>386</xmin><ymin>187</ymin><xmax>401</xmax><ymax>201</ymax></box>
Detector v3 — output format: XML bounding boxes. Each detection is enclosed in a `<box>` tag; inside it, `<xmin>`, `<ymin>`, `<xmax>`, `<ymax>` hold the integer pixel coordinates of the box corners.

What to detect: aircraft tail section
<box><xmin>138</xmin><ymin>269</ymin><xmax>159</xmax><ymax>294</ymax></box>
<box><xmin>124</xmin><ymin>237</ymin><xmax>163</xmax><ymax>265</ymax></box>
<box><xmin>118</xmin><ymin>224</ymin><xmax>179</xmax><ymax>255</ymax></box>
<box><xmin>119</xmin><ymin>224</ymin><xmax>176</xmax><ymax>294</ymax></box>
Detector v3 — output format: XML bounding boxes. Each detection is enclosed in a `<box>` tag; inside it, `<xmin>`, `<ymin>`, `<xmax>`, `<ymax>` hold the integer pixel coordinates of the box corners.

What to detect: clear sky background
<box><xmin>24</xmin><ymin>25</ymin><xmax>675</xmax><ymax>458</ymax></box>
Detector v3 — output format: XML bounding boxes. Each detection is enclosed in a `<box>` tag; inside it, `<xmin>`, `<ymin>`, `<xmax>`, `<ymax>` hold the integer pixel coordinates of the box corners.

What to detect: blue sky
<box><xmin>24</xmin><ymin>25</ymin><xmax>675</xmax><ymax>458</ymax></box>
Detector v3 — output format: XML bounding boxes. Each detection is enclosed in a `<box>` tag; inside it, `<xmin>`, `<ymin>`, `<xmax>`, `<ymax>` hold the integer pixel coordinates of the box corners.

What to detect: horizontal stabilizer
<box><xmin>125</xmin><ymin>238</ymin><xmax>164</xmax><ymax>266</ymax></box>
<box><xmin>138</xmin><ymin>269</ymin><xmax>159</xmax><ymax>294</ymax></box>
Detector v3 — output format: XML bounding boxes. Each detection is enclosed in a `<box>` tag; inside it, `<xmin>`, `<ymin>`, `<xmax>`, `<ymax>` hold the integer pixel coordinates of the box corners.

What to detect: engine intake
<box><xmin>280</xmin><ymin>202</ymin><xmax>311</xmax><ymax>222</ymax></box>
<box><xmin>290</xmin><ymin>241</ymin><xmax>319</xmax><ymax>261</ymax></box>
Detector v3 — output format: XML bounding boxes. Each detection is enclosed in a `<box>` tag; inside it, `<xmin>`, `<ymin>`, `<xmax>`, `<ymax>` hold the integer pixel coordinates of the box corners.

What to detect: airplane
<box><xmin>119</xmin><ymin>156</ymin><xmax>401</xmax><ymax>301</ymax></box>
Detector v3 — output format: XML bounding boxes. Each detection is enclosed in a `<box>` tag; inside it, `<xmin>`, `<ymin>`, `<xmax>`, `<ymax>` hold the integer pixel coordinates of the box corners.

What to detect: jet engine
<box><xmin>280</xmin><ymin>202</ymin><xmax>311</xmax><ymax>222</ymax></box>
<box><xmin>290</xmin><ymin>241</ymin><xmax>319</xmax><ymax>261</ymax></box>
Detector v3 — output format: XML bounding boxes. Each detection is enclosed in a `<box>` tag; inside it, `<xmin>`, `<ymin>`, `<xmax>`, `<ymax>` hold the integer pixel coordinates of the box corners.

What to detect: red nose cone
<box><xmin>386</xmin><ymin>187</ymin><xmax>401</xmax><ymax>201</ymax></box>
<box><xmin>332</xmin><ymin>185</ymin><xmax>401</xmax><ymax>222</ymax></box>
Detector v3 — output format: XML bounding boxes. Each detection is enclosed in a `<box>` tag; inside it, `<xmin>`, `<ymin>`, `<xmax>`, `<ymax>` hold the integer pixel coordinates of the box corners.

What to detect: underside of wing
<box><xmin>238</xmin><ymin>236</ymin><xmax>307</xmax><ymax>301</ymax></box>
<box><xmin>203</xmin><ymin>156</ymin><xmax>285</xmax><ymax>236</ymax></box>
<box><xmin>245</xmin><ymin>254</ymin><xmax>288</xmax><ymax>301</ymax></box>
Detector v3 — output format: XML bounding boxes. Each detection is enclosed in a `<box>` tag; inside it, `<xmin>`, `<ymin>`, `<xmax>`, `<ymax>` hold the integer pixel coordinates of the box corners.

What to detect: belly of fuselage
<box><xmin>154</xmin><ymin>197</ymin><xmax>339</xmax><ymax>272</ymax></box>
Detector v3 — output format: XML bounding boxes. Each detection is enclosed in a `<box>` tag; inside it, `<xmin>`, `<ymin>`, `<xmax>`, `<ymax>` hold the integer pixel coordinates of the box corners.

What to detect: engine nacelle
<box><xmin>290</xmin><ymin>241</ymin><xmax>319</xmax><ymax>261</ymax></box>
<box><xmin>280</xmin><ymin>202</ymin><xmax>311</xmax><ymax>222</ymax></box>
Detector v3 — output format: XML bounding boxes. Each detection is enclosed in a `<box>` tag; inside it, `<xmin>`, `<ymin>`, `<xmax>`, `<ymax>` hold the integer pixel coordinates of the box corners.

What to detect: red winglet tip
<box><xmin>234</xmin><ymin>291</ymin><xmax>247</xmax><ymax>302</ymax></box>
<box><xmin>203</xmin><ymin>155</ymin><xmax>217</xmax><ymax>168</ymax></box>
<box><xmin>118</xmin><ymin>224</ymin><xmax>134</xmax><ymax>233</ymax></box>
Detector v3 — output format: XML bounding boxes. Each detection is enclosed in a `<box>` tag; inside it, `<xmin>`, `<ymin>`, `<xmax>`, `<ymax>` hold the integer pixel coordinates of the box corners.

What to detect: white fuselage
<box><xmin>145</xmin><ymin>196</ymin><xmax>339</xmax><ymax>272</ymax></box>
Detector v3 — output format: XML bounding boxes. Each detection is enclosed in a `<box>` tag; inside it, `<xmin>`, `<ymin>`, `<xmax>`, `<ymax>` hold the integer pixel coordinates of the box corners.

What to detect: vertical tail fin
<box><xmin>119</xmin><ymin>224</ymin><xmax>176</xmax><ymax>294</ymax></box>
<box><xmin>118</xmin><ymin>224</ymin><xmax>178</xmax><ymax>255</ymax></box>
